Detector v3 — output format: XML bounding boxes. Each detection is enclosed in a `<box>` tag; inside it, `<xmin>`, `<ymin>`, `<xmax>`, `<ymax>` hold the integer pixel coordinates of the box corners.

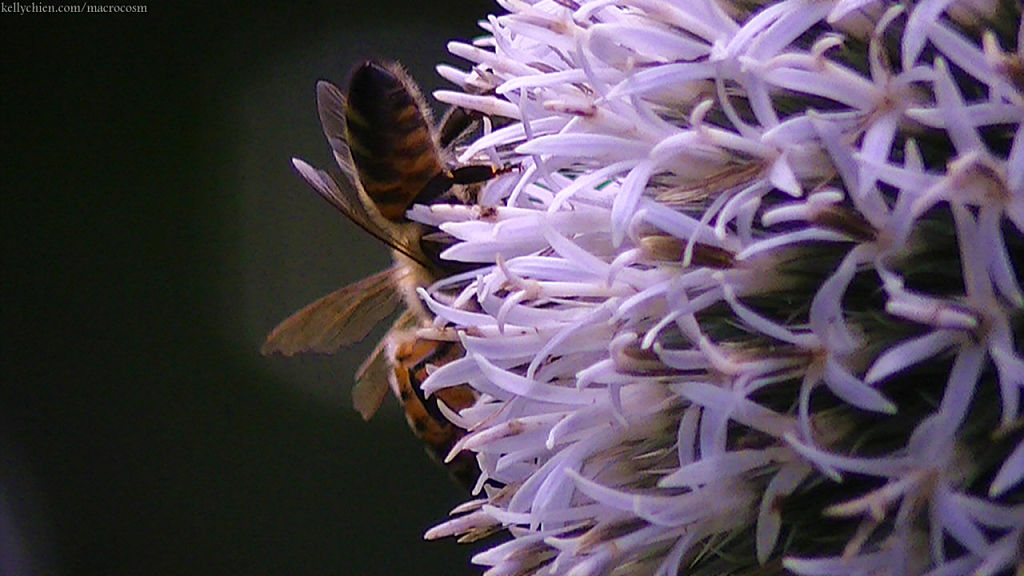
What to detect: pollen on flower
<box><xmin>375</xmin><ymin>1</ymin><xmax>1024</xmax><ymax>575</ymax></box>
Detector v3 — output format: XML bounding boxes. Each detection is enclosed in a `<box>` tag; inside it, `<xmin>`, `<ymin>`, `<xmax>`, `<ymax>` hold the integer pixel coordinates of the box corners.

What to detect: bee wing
<box><xmin>314</xmin><ymin>80</ymin><xmax>360</xmax><ymax>182</ymax></box>
<box><xmin>351</xmin><ymin>309</ymin><xmax>418</xmax><ymax>420</ymax></box>
<box><xmin>261</xmin><ymin>266</ymin><xmax>405</xmax><ymax>356</ymax></box>
<box><xmin>290</xmin><ymin>158</ymin><xmax>432</xmax><ymax>269</ymax></box>
<box><xmin>351</xmin><ymin>336</ymin><xmax>391</xmax><ymax>421</ymax></box>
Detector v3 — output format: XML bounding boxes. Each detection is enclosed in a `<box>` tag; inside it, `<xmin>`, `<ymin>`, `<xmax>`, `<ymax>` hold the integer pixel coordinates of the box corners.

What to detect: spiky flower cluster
<box><xmin>410</xmin><ymin>1</ymin><xmax>1024</xmax><ymax>574</ymax></box>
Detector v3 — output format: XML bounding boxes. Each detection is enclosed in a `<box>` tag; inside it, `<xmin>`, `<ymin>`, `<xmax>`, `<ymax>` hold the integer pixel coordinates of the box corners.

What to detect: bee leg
<box><xmin>416</xmin><ymin>164</ymin><xmax>514</xmax><ymax>205</ymax></box>
<box><xmin>415</xmin><ymin>171</ymin><xmax>457</xmax><ymax>205</ymax></box>
<box><xmin>449</xmin><ymin>164</ymin><xmax>508</xmax><ymax>185</ymax></box>
<box><xmin>438</xmin><ymin>107</ymin><xmax>479</xmax><ymax>149</ymax></box>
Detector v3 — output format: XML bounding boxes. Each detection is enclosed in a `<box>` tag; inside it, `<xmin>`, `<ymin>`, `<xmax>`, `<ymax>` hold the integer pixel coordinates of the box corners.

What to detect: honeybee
<box><xmin>262</xmin><ymin>61</ymin><xmax>497</xmax><ymax>485</ymax></box>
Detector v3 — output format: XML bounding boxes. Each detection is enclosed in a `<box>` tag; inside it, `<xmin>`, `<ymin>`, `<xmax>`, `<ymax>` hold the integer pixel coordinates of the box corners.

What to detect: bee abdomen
<box><xmin>345</xmin><ymin>61</ymin><xmax>443</xmax><ymax>221</ymax></box>
<box><xmin>392</xmin><ymin>337</ymin><xmax>478</xmax><ymax>488</ymax></box>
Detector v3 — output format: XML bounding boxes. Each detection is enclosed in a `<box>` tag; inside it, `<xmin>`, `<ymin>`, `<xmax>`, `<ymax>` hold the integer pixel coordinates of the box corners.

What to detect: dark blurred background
<box><xmin>1</xmin><ymin>3</ymin><xmax>493</xmax><ymax>574</ymax></box>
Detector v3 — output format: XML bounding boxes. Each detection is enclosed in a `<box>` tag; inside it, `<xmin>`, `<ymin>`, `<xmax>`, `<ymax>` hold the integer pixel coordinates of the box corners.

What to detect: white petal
<box><xmin>989</xmin><ymin>437</ymin><xmax>1024</xmax><ymax>497</ymax></box>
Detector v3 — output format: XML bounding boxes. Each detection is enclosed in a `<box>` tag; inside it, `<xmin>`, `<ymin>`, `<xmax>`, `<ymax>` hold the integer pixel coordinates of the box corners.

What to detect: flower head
<box><xmin>402</xmin><ymin>1</ymin><xmax>1024</xmax><ymax>574</ymax></box>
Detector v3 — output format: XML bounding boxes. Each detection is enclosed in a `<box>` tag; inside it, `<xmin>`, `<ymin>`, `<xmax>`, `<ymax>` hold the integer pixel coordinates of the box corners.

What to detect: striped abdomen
<box><xmin>392</xmin><ymin>337</ymin><xmax>478</xmax><ymax>488</ymax></box>
<box><xmin>345</xmin><ymin>61</ymin><xmax>443</xmax><ymax>222</ymax></box>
